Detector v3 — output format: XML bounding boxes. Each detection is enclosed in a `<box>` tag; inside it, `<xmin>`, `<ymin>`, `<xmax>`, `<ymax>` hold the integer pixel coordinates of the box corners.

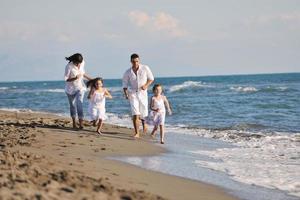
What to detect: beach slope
<box><xmin>0</xmin><ymin>110</ymin><xmax>237</xmax><ymax>200</ymax></box>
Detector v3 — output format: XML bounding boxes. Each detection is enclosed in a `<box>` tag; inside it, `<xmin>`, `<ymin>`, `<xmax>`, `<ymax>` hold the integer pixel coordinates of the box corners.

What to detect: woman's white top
<box><xmin>64</xmin><ymin>60</ymin><xmax>86</xmax><ymax>95</ymax></box>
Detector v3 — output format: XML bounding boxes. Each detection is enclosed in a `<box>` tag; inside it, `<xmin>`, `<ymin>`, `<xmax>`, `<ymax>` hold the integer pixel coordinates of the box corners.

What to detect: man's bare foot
<box><xmin>79</xmin><ymin>126</ymin><xmax>84</xmax><ymax>130</ymax></box>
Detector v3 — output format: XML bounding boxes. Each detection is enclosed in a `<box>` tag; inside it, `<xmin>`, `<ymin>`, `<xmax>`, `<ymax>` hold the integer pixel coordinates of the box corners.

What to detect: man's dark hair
<box><xmin>130</xmin><ymin>53</ymin><xmax>139</xmax><ymax>61</ymax></box>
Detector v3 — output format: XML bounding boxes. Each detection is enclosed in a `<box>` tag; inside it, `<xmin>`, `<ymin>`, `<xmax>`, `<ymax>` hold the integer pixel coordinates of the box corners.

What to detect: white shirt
<box><xmin>122</xmin><ymin>64</ymin><xmax>154</xmax><ymax>93</ymax></box>
<box><xmin>64</xmin><ymin>60</ymin><xmax>86</xmax><ymax>95</ymax></box>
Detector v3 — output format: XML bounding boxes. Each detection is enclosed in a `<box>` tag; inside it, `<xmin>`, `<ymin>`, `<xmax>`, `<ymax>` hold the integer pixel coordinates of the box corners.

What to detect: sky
<box><xmin>0</xmin><ymin>0</ymin><xmax>299</xmax><ymax>81</ymax></box>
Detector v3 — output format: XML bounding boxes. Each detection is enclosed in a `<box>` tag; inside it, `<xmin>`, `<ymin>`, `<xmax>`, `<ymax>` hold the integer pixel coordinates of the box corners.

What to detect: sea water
<box><xmin>0</xmin><ymin>73</ymin><xmax>299</xmax><ymax>199</ymax></box>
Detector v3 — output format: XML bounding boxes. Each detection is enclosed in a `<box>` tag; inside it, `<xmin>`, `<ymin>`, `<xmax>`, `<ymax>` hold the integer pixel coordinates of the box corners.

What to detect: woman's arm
<box><xmin>104</xmin><ymin>89</ymin><xmax>113</xmax><ymax>99</ymax></box>
<box><xmin>163</xmin><ymin>96</ymin><xmax>172</xmax><ymax>115</ymax></box>
<box><xmin>66</xmin><ymin>75</ymin><xmax>79</xmax><ymax>82</ymax></box>
<box><xmin>84</xmin><ymin>74</ymin><xmax>93</xmax><ymax>81</ymax></box>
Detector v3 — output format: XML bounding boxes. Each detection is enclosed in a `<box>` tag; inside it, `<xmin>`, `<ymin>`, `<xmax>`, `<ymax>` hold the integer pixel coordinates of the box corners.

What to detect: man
<box><xmin>123</xmin><ymin>53</ymin><xmax>154</xmax><ymax>138</ymax></box>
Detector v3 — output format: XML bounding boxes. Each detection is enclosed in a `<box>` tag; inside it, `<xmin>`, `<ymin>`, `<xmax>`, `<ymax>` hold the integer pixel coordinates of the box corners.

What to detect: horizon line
<box><xmin>0</xmin><ymin>71</ymin><xmax>299</xmax><ymax>83</ymax></box>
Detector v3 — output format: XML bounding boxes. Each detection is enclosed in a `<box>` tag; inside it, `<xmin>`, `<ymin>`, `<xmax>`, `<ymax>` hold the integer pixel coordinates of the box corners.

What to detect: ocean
<box><xmin>0</xmin><ymin>73</ymin><xmax>299</xmax><ymax>200</ymax></box>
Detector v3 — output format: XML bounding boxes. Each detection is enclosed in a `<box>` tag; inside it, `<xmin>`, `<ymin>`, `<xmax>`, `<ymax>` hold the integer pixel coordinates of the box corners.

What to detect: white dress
<box><xmin>147</xmin><ymin>96</ymin><xmax>166</xmax><ymax>126</ymax></box>
<box><xmin>88</xmin><ymin>90</ymin><xmax>107</xmax><ymax>121</ymax></box>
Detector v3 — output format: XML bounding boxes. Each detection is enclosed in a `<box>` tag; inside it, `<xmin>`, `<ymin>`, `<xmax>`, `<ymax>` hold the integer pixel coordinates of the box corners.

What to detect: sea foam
<box><xmin>168</xmin><ymin>81</ymin><xmax>214</xmax><ymax>92</ymax></box>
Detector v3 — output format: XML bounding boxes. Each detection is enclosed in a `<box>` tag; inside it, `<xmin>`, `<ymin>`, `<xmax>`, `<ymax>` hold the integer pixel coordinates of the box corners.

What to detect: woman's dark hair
<box><xmin>152</xmin><ymin>83</ymin><xmax>163</xmax><ymax>92</ymax></box>
<box><xmin>65</xmin><ymin>53</ymin><xmax>83</xmax><ymax>65</ymax></box>
<box><xmin>86</xmin><ymin>77</ymin><xmax>103</xmax><ymax>89</ymax></box>
<box><xmin>130</xmin><ymin>53</ymin><xmax>139</xmax><ymax>61</ymax></box>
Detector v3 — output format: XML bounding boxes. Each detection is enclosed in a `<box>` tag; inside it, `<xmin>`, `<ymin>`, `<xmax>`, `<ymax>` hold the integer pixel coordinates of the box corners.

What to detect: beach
<box><xmin>0</xmin><ymin>110</ymin><xmax>237</xmax><ymax>200</ymax></box>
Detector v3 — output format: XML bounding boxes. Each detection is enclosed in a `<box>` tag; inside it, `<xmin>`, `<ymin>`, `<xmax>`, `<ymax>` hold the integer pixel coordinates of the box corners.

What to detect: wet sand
<box><xmin>0</xmin><ymin>110</ymin><xmax>238</xmax><ymax>200</ymax></box>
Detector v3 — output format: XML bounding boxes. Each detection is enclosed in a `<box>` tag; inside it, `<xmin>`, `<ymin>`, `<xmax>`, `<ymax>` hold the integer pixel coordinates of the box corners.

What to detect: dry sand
<box><xmin>0</xmin><ymin>110</ymin><xmax>238</xmax><ymax>200</ymax></box>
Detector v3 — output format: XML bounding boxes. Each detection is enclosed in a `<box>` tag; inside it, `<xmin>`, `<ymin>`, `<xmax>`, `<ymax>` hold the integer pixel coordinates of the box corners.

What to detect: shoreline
<box><xmin>0</xmin><ymin>109</ymin><xmax>238</xmax><ymax>200</ymax></box>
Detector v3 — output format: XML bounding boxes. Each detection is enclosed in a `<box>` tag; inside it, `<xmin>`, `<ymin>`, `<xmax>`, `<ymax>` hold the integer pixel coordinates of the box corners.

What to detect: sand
<box><xmin>0</xmin><ymin>110</ymin><xmax>238</xmax><ymax>200</ymax></box>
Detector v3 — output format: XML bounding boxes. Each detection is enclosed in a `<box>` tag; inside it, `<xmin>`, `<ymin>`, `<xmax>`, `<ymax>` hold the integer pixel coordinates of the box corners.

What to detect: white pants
<box><xmin>129</xmin><ymin>90</ymin><xmax>148</xmax><ymax>119</ymax></box>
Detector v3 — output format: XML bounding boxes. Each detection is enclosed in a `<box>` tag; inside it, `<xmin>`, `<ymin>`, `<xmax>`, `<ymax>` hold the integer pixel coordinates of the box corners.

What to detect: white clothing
<box><xmin>122</xmin><ymin>64</ymin><xmax>154</xmax><ymax>118</ymax></box>
<box><xmin>64</xmin><ymin>60</ymin><xmax>86</xmax><ymax>95</ymax></box>
<box><xmin>88</xmin><ymin>90</ymin><xmax>107</xmax><ymax>121</ymax></box>
<box><xmin>147</xmin><ymin>96</ymin><xmax>166</xmax><ymax>126</ymax></box>
<box><xmin>122</xmin><ymin>64</ymin><xmax>154</xmax><ymax>92</ymax></box>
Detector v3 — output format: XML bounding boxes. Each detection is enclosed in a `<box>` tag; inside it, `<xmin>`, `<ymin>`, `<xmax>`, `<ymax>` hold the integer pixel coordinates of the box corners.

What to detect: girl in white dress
<box><xmin>87</xmin><ymin>77</ymin><xmax>112</xmax><ymax>134</ymax></box>
<box><xmin>147</xmin><ymin>84</ymin><xmax>172</xmax><ymax>144</ymax></box>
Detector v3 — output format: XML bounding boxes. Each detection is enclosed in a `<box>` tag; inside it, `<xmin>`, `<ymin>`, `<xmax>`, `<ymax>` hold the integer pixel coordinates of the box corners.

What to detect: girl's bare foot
<box><xmin>160</xmin><ymin>141</ymin><xmax>165</xmax><ymax>144</ymax></box>
<box><xmin>133</xmin><ymin>133</ymin><xmax>140</xmax><ymax>138</ymax></box>
<box><xmin>151</xmin><ymin>134</ymin><xmax>155</xmax><ymax>139</ymax></box>
<box><xmin>97</xmin><ymin>130</ymin><xmax>103</xmax><ymax>135</ymax></box>
<box><xmin>143</xmin><ymin>127</ymin><xmax>148</xmax><ymax>134</ymax></box>
<box><xmin>91</xmin><ymin>120</ymin><xmax>96</xmax><ymax>127</ymax></box>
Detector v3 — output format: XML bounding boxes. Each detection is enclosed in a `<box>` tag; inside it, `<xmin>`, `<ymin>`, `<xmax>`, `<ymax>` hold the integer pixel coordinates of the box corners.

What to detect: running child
<box><xmin>147</xmin><ymin>84</ymin><xmax>172</xmax><ymax>144</ymax></box>
<box><xmin>87</xmin><ymin>77</ymin><xmax>112</xmax><ymax>134</ymax></box>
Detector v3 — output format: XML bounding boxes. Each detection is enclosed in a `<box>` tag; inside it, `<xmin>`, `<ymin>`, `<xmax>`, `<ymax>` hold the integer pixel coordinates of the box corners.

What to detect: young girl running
<box><xmin>148</xmin><ymin>84</ymin><xmax>172</xmax><ymax>144</ymax></box>
<box><xmin>87</xmin><ymin>77</ymin><xmax>112</xmax><ymax>134</ymax></box>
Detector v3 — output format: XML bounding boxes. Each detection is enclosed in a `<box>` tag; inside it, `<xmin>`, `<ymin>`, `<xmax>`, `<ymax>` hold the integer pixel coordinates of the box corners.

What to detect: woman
<box><xmin>64</xmin><ymin>53</ymin><xmax>92</xmax><ymax>129</ymax></box>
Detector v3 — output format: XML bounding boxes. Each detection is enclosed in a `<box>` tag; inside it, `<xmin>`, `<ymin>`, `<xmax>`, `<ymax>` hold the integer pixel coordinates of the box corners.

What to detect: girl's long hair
<box><xmin>86</xmin><ymin>77</ymin><xmax>103</xmax><ymax>89</ymax></box>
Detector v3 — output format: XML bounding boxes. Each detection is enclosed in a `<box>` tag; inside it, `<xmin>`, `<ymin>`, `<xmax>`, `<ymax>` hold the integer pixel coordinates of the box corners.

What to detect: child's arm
<box><xmin>104</xmin><ymin>88</ymin><xmax>112</xmax><ymax>99</ymax></box>
<box><xmin>163</xmin><ymin>96</ymin><xmax>172</xmax><ymax>115</ymax></box>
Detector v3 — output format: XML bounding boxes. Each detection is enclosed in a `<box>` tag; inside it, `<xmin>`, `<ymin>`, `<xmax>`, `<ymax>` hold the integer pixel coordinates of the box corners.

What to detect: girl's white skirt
<box><xmin>146</xmin><ymin>111</ymin><xmax>165</xmax><ymax>126</ymax></box>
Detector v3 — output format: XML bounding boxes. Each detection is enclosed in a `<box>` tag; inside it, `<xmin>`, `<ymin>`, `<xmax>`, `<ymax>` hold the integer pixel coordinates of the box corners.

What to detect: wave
<box><xmin>230</xmin><ymin>85</ymin><xmax>296</xmax><ymax>93</ymax></box>
<box><xmin>43</xmin><ymin>89</ymin><xmax>65</xmax><ymax>93</ymax></box>
<box><xmin>107</xmin><ymin>87</ymin><xmax>123</xmax><ymax>92</ymax></box>
<box><xmin>191</xmin><ymin>132</ymin><xmax>300</xmax><ymax>197</ymax></box>
<box><xmin>260</xmin><ymin>86</ymin><xmax>296</xmax><ymax>93</ymax></box>
<box><xmin>0</xmin><ymin>87</ymin><xmax>9</xmax><ymax>90</ymax></box>
<box><xmin>168</xmin><ymin>81</ymin><xmax>215</xmax><ymax>93</ymax></box>
<box><xmin>230</xmin><ymin>86</ymin><xmax>258</xmax><ymax>93</ymax></box>
<box><xmin>0</xmin><ymin>108</ymin><xmax>34</xmax><ymax>113</ymax></box>
<box><xmin>164</xmin><ymin>124</ymin><xmax>300</xmax><ymax>197</ymax></box>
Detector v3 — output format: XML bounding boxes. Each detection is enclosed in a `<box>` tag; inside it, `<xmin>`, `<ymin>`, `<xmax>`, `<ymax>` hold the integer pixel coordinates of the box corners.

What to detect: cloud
<box><xmin>128</xmin><ymin>10</ymin><xmax>187</xmax><ymax>38</ymax></box>
<box><xmin>243</xmin><ymin>12</ymin><xmax>300</xmax><ymax>28</ymax></box>
<box><xmin>128</xmin><ymin>10</ymin><xmax>150</xmax><ymax>27</ymax></box>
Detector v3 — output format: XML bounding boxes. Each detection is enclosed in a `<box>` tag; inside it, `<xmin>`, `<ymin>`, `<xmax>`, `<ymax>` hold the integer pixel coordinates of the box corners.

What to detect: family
<box><xmin>64</xmin><ymin>53</ymin><xmax>172</xmax><ymax>144</ymax></box>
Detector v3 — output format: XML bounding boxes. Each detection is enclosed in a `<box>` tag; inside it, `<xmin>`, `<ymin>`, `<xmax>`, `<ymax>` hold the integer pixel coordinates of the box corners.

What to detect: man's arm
<box><xmin>141</xmin><ymin>79</ymin><xmax>154</xmax><ymax>90</ymax></box>
<box><xmin>141</xmin><ymin>66</ymin><xmax>154</xmax><ymax>90</ymax></box>
<box><xmin>123</xmin><ymin>88</ymin><xmax>129</xmax><ymax>99</ymax></box>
